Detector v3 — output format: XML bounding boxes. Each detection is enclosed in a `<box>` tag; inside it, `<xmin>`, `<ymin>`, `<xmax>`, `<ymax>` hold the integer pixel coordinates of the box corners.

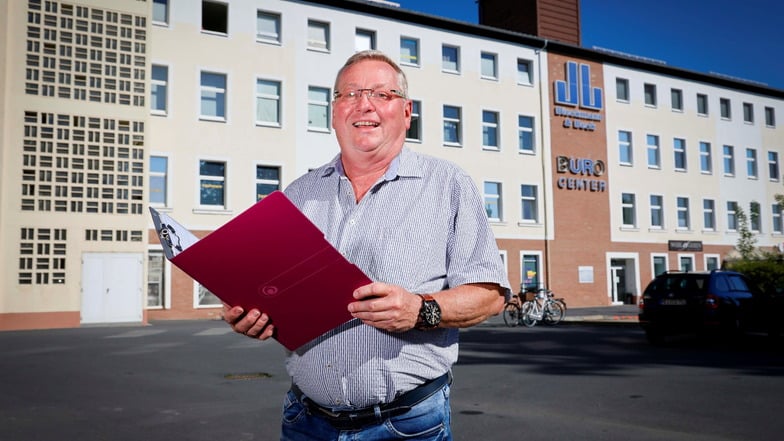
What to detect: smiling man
<box><xmin>224</xmin><ymin>50</ymin><xmax>510</xmax><ymax>440</ymax></box>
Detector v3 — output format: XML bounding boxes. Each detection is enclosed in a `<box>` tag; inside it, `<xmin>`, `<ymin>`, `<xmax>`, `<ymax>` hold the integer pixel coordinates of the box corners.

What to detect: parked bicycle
<box><xmin>503</xmin><ymin>286</ymin><xmax>566</xmax><ymax>327</ymax></box>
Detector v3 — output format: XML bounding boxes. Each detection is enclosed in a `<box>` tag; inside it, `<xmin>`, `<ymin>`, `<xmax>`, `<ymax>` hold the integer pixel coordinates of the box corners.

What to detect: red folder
<box><xmin>150</xmin><ymin>191</ymin><xmax>371</xmax><ymax>350</ymax></box>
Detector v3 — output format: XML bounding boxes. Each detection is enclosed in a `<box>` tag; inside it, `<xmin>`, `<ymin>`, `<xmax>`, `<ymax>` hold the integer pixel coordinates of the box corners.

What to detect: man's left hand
<box><xmin>348</xmin><ymin>282</ymin><xmax>421</xmax><ymax>332</ymax></box>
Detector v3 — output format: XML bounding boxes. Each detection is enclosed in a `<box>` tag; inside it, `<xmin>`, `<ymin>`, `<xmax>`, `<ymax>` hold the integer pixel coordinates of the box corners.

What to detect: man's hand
<box><xmin>348</xmin><ymin>282</ymin><xmax>422</xmax><ymax>332</ymax></box>
<box><xmin>222</xmin><ymin>304</ymin><xmax>275</xmax><ymax>340</ymax></box>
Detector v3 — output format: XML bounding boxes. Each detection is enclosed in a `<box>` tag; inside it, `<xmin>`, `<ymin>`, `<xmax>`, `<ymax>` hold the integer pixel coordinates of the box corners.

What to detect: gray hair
<box><xmin>333</xmin><ymin>50</ymin><xmax>409</xmax><ymax>98</ymax></box>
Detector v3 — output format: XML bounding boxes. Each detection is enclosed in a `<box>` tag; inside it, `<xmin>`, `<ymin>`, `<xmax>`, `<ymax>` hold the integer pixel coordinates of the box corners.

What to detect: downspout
<box><xmin>535</xmin><ymin>39</ymin><xmax>552</xmax><ymax>290</ymax></box>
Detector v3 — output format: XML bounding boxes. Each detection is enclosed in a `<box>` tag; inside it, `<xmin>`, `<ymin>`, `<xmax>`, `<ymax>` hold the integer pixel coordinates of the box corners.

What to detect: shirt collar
<box><xmin>320</xmin><ymin>147</ymin><xmax>423</xmax><ymax>181</ymax></box>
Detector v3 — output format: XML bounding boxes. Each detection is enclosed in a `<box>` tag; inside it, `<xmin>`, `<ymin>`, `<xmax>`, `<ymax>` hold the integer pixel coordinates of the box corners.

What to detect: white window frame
<box><xmin>256</xmin><ymin>78</ymin><xmax>281</xmax><ymax>127</ymax></box>
<box><xmin>517</xmin><ymin>58</ymin><xmax>533</xmax><ymax>85</ymax></box>
<box><xmin>699</xmin><ymin>141</ymin><xmax>712</xmax><ymax>174</ymax></box>
<box><xmin>772</xmin><ymin>203</ymin><xmax>783</xmax><ymax>234</ymax></box>
<box><xmin>197</xmin><ymin>158</ymin><xmax>228</xmax><ymax>210</ymax></box>
<box><xmin>480</xmin><ymin>51</ymin><xmax>498</xmax><ymax>80</ymax></box>
<box><xmin>441</xmin><ymin>44</ymin><xmax>460</xmax><ymax>74</ymax></box>
<box><xmin>149</xmin><ymin>153</ymin><xmax>171</xmax><ymax>207</ymax></box>
<box><xmin>651</xmin><ymin>254</ymin><xmax>669</xmax><ymax>277</ymax></box>
<box><xmin>765</xmin><ymin>106</ymin><xmax>776</xmax><ymax>127</ymax></box>
<box><xmin>723</xmin><ymin>145</ymin><xmax>735</xmax><ymax>176</ymax></box>
<box><xmin>194</xmin><ymin>282</ymin><xmax>222</xmax><ymax>308</ymax></box>
<box><xmin>518</xmin><ymin>115</ymin><xmax>535</xmax><ymax>154</ymax></box>
<box><xmin>255</xmin><ymin>163</ymin><xmax>281</xmax><ymax>202</ymax></box>
<box><xmin>152</xmin><ymin>0</ymin><xmax>169</xmax><ymax>26</ymax></box>
<box><xmin>696</xmin><ymin>93</ymin><xmax>708</xmax><ymax>116</ymax></box>
<box><xmin>703</xmin><ymin>198</ymin><xmax>716</xmax><ymax>231</ymax></box>
<box><xmin>520</xmin><ymin>184</ymin><xmax>539</xmax><ymax>224</ymax></box>
<box><xmin>199</xmin><ymin>70</ymin><xmax>227</xmax><ymax>121</ymax></box>
<box><xmin>150</xmin><ymin>63</ymin><xmax>169</xmax><ymax>115</ymax></box>
<box><xmin>257</xmin><ymin>10</ymin><xmax>281</xmax><ymax>45</ymax></box>
<box><xmin>671</xmin><ymin>88</ymin><xmax>683</xmax><ymax>112</ymax></box>
<box><xmin>743</xmin><ymin>102</ymin><xmax>754</xmax><ymax>123</ymax></box>
<box><xmin>720</xmin><ymin>97</ymin><xmax>731</xmax><ymax>119</ymax></box>
<box><xmin>400</xmin><ymin>36</ymin><xmax>419</xmax><ymax>67</ymax></box>
<box><xmin>621</xmin><ymin>193</ymin><xmax>637</xmax><ymax>228</ymax></box>
<box><xmin>704</xmin><ymin>254</ymin><xmax>721</xmax><ymax>271</ymax></box>
<box><xmin>678</xmin><ymin>254</ymin><xmax>695</xmax><ymax>272</ymax></box>
<box><xmin>676</xmin><ymin>196</ymin><xmax>690</xmax><ymax>230</ymax></box>
<box><xmin>307</xmin><ymin>86</ymin><xmax>330</xmax><ymax>132</ymax></box>
<box><xmin>483</xmin><ymin>180</ymin><xmax>503</xmax><ymax>222</ymax></box>
<box><xmin>481</xmin><ymin>110</ymin><xmax>500</xmax><ymax>151</ymax></box>
<box><xmin>307</xmin><ymin>19</ymin><xmax>330</xmax><ymax>52</ymax></box>
<box><xmin>673</xmin><ymin>138</ymin><xmax>687</xmax><ymax>171</ymax></box>
<box><xmin>616</xmin><ymin>77</ymin><xmax>629</xmax><ymax>102</ymax></box>
<box><xmin>405</xmin><ymin>99</ymin><xmax>422</xmax><ymax>142</ymax></box>
<box><xmin>618</xmin><ymin>130</ymin><xmax>632</xmax><ymax>166</ymax></box>
<box><xmin>644</xmin><ymin>83</ymin><xmax>657</xmax><ymax>107</ymax></box>
<box><xmin>355</xmin><ymin>28</ymin><xmax>376</xmax><ymax>52</ymax></box>
<box><xmin>201</xmin><ymin>0</ymin><xmax>229</xmax><ymax>36</ymax></box>
<box><xmin>750</xmin><ymin>201</ymin><xmax>761</xmax><ymax>233</ymax></box>
<box><xmin>646</xmin><ymin>134</ymin><xmax>660</xmax><ymax>168</ymax></box>
<box><xmin>768</xmin><ymin>151</ymin><xmax>780</xmax><ymax>181</ymax></box>
<box><xmin>746</xmin><ymin>148</ymin><xmax>758</xmax><ymax>179</ymax></box>
<box><xmin>727</xmin><ymin>201</ymin><xmax>738</xmax><ymax>231</ymax></box>
<box><xmin>649</xmin><ymin>194</ymin><xmax>664</xmax><ymax>230</ymax></box>
<box><xmin>442</xmin><ymin>105</ymin><xmax>462</xmax><ymax>146</ymax></box>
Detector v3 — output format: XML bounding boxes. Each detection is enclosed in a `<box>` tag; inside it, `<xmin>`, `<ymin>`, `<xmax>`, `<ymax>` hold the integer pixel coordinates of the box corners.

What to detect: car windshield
<box><xmin>651</xmin><ymin>274</ymin><xmax>708</xmax><ymax>296</ymax></box>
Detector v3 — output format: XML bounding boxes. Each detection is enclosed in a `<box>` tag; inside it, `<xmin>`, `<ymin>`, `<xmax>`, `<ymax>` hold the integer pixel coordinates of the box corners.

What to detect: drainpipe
<box><xmin>535</xmin><ymin>39</ymin><xmax>552</xmax><ymax>290</ymax></box>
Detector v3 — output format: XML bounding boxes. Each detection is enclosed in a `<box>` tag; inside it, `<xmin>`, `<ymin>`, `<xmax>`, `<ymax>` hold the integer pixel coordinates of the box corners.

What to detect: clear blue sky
<box><xmin>392</xmin><ymin>0</ymin><xmax>784</xmax><ymax>91</ymax></box>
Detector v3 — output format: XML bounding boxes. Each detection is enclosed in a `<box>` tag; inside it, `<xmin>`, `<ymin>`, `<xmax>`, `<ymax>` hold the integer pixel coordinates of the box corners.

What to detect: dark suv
<box><xmin>638</xmin><ymin>270</ymin><xmax>780</xmax><ymax>344</ymax></box>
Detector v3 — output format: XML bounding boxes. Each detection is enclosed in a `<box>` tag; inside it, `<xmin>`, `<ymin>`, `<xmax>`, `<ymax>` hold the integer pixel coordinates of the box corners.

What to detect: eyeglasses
<box><xmin>333</xmin><ymin>88</ymin><xmax>406</xmax><ymax>103</ymax></box>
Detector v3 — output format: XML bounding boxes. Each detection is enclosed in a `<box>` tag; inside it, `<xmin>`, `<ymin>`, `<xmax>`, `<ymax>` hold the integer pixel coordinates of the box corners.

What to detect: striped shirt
<box><xmin>283</xmin><ymin>147</ymin><xmax>510</xmax><ymax>410</ymax></box>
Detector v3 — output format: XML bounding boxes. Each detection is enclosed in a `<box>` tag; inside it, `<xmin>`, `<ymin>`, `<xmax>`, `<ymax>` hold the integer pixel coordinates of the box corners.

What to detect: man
<box><xmin>224</xmin><ymin>50</ymin><xmax>510</xmax><ymax>440</ymax></box>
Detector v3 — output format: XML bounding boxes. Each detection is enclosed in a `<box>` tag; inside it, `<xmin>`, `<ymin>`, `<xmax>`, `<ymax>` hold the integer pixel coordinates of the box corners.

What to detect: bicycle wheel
<box><xmin>503</xmin><ymin>303</ymin><xmax>521</xmax><ymax>327</ymax></box>
<box><xmin>521</xmin><ymin>301</ymin><xmax>537</xmax><ymax>327</ymax></box>
<box><xmin>543</xmin><ymin>300</ymin><xmax>565</xmax><ymax>325</ymax></box>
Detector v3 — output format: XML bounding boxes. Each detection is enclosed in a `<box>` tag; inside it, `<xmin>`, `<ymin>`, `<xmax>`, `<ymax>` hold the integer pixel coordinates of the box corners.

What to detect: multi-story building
<box><xmin>1</xmin><ymin>0</ymin><xmax>782</xmax><ymax>330</ymax></box>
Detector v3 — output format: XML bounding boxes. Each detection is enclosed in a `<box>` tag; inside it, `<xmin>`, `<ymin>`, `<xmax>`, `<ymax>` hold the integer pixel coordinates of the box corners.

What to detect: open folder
<box><xmin>149</xmin><ymin>191</ymin><xmax>371</xmax><ymax>351</ymax></box>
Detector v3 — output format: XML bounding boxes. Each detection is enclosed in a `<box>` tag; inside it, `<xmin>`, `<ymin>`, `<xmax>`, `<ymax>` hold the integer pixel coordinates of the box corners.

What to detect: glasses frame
<box><xmin>333</xmin><ymin>88</ymin><xmax>407</xmax><ymax>103</ymax></box>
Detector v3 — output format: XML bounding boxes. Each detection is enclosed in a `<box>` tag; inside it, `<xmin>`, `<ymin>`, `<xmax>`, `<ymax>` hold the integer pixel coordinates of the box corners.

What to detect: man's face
<box><xmin>332</xmin><ymin>60</ymin><xmax>412</xmax><ymax>157</ymax></box>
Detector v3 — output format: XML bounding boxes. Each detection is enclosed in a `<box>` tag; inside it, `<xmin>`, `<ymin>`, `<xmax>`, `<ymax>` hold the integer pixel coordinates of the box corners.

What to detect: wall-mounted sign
<box><xmin>553</xmin><ymin>61</ymin><xmax>603</xmax><ymax>131</ymax></box>
<box><xmin>555</xmin><ymin>156</ymin><xmax>606</xmax><ymax>192</ymax></box>
<box><xmin>668</xmin><ymin>240</ymin><xmax>703</xmax><ymax>252</ymax></box>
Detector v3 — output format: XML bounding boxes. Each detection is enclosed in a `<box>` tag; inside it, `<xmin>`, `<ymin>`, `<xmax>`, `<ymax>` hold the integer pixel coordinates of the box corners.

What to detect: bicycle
<box><xmin>504</xmin><ymin>286</ymin><xmax>566</xmax><ymax>327</ymax></box>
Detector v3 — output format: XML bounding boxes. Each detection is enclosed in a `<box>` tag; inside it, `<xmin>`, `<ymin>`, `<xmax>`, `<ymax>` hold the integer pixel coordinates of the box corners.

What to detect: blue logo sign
<box><xmin>554</xmin><ymin>61</ymin><xmax>603</xmax><ymax>111</ymax></box>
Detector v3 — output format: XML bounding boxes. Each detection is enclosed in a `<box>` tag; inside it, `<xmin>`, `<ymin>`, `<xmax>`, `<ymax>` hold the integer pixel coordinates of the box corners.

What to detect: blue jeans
<box><xmin>280</xmin><ymin>384</ymin><xmax>452</xmax><ymax>441</ymax></box>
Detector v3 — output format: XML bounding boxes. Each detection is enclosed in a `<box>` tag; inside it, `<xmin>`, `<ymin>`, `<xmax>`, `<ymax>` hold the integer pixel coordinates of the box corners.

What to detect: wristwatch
<box><xmin>416</xmin><ymin>294</ymin><xmax>441</xmax><ymax>330</ymax></box>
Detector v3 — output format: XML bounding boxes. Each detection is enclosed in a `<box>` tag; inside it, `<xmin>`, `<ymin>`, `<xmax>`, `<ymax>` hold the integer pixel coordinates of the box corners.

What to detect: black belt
<box><xmin>291</xmin><ymin>372</ymin><xmax>451</xmax><ymax>430</ymax></box>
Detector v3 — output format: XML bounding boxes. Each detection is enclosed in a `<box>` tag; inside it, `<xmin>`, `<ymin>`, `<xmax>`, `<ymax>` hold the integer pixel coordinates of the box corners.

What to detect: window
<box><xmin>405</xmin><ymin>100</ymin><xmax>421</xmax><ymax>141</ymax></box>
<box><xmin>483</xmin><ymin>181</ymin><xmax>502</xmax><ymax>221</ymax></box>
<box><xmin>765</xmin><ymin>106</ymin><xmax>776</xmax><ymax>127</ymax></box>
<box><xmin>255</xmin><ymin>165</ymin><xmax>280</xmax><ymax>201</ymax></box>
<box><xmin>677</xmin><ymin>197</ymin><xmax>690</xmax><ymax>229</ymax></box>
<box><xmin>723</xmin><ymin>145</ymin><xmax>735</xmax><ymax>175</ymax></box>
<box><xmin>307</xmin><ymin>86</ymin><xmax>330</xmax><ymax>131</ymax></box>
<box><xmin>673</xmin><ymin>138</ymin><xmax>686</xmax><ymax>171</ymax></box>
<box><xmin>443</xmin><ymin>105</ymin><xmax>461</xmax><ymax>145</ymax></box>
<box><xmin>517</xmin><ymin>58</ymin><xmax>533</xmax><ymax>85</ymax></box>
<box><xmin>256</xmin><ymin>79</ymin><xmax>281</xmax><ymax>126</ymax></box>
<box><xmin>199</xmin><ymin>160</ymin><xmax>226</xmax><ymax>207</ymax></box>
<box><xmin>400</xmin><ymin>37</ymin><xmax>419</xmax><ymax>66</ymax></box>
<box><xmin>671</xmin><ymin>88</ymin><xmax>683</xmax><ymax>111</ymax></box>
<box><xmin>200</xmin><ymin>71</ymin><xmax>226</xmax><ymax>120</ymax></box>
<box><xmin>149</xmin><ymin>155</ymin><xmax>168</xmax><ymax>205</ymax></box>
<box><xmin>699</xmin><ymin>141</ymin><xmax>712</xmax><ymax>173</ymax></box>
<box><xmin>616</xmin><ymin>78</ymin><xmax>629</xmax><ymax>102</ymax></box>
<box><xmin>769</xmin><ymin>151</ymin><xmax>780</xmax><ymax>181</ymax></box>
<box><xmin>720</xmin><ymin>98</ymin><xmax>731</xmax><ymax>119</ymax></box>
<box><xmin>150</xmin><ymin>64</ymin><xmax>168</xmax><ymax>114</ymax></box>
<box><xmin>521</xmin><ymin>253</ymin><xmax>541</xmax><ymax>290</ymax></box>
<box><xmin>705</xmin><ymin>255</ymin><xmax>720</xmax><ymax>271</ymax></box>
<box><xmin>746</xmin><ymin>148</ymin><xmax>758</xmax><ymax>178</ymax></box>
<box><xmin>482</xmin><ymin>110</ymin><xmax>499</xmax><ymax>150</ymax></box>
<box><xmin>518</xmin><ymin>115</ymin><xmax>534</xmax><ymax>153</ymax></box>
<box><xmin>696</xmin><ymin>93</ymin><xmax>708</xmax><ymax>115</ymax></box>
<box><xmin>147</xmin><ymin>250</ymin><xmax>165</xmax><ymax>308</ymax></box>
<box><xmin>621</xmin><ymin>193</ymin><xmax>636</xmax><ymax>227</ymax></box>
<box><xmin>772</xmin><ymin>203</ymin><xmax>783</xmax><ymax>234</ymax></box>
<box><xmin>679</xmin><ymin>256</ymin><xmax>694</xmax><ymax>272</ymax></box>
<box><xmin>197</xmin><ymin>283</ymin><xmax>221</xmax><ymax>307</ymax></box>
<box><xmin>650</xmin><ymin>194</ymin><xmax>663</xmax><ymax>229</ymax></box>
<box><xmin>442</xmin><ymin>45</ymin><xmax>460</xmax><ymax>73</ymax></box>
<box><xmin>520</xmin><ymin>184</ymin><xmax>538</xmax><ymax>222</ymax></box>
<box><xmin>703</xmin><ymin>199</ymin><xmax>715</xmax><ymax>231</ymax></box>
<box><xmin>750</xmin><ymin>201</ymin><xmax>761</xmax><ymax>232</ymax></box>
<box><xmin>644</xmin><ymin>83</ymin><xmax>656</xmax><ymax>106</ymax></box>
<box><xmin>355</xmin><ymin>28</ymin><xmax>375</xmax><ymax>52</ymax></box>
<box><xmin>647</xmin><ymin>134</ymin><xmax>660</xmax><ymax>168</ymax></box>
<box><xmin>153</xmin><ymin>0</ymin><xmax>169</xmax><ymax>25</ymax></box>
<box><xmin>618</xmin><ymin>130</ymin><xmax>632</xmax><ymax>165</ymax></box>
<box><xmin>652</xmin><ymin>255</ymin><xmax>668</xmax><ymax>277</ymax></box>
<box><xmin>481</xmin><ymin>52</ymin><xmax>497</xmax><ymax>79</ymax></box>
<box><xmin>202</xmin><ymin>1</ymin><xmax>228</xmax><ymax>35</ymax></box>
<box><xmin>307</xmin><ymin>20</ymin><xmax>329</xmax><ymax>51</ymax></box>
<box><xmin>743</xmin><ymin>102</ymin><xmax>754</xmax><ymax>123</ymax></box>
<box><xmin>257</xmin><ymin>10</ymin><xmax>281</xmax><ymax>44</ymax></box>
<box><xmin>727</xmin><ymin>201</ymin><xmax>738</xmax><ymax>231</ymax></box>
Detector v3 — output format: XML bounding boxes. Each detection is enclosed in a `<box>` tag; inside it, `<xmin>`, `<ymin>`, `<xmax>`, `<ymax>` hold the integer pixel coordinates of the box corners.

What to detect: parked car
<box><xmin>638</xmin><ymin>270</ymin><xmax>782</xmax><ymax>344</ymax></box>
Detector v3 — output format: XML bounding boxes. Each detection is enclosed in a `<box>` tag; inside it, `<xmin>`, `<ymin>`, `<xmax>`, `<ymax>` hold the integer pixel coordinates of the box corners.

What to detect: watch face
<box><xmin>422</xmin><ymin>300</ymin><xmax>441</xmax><ymax>326</ymax></box>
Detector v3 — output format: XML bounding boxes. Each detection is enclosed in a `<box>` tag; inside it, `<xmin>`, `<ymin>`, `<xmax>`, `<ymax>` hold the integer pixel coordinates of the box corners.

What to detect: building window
<box><xmin>483</xmin><ymin>181</ymin><xmax>502</xmax><ymax>221</ymax></box>
<box><xmin>256</xmin><ymin>165</ymin><xmax>280</xmax><ymax>201</ymax></box>
<box><xmin>646</xmin><ymin>134</ymin><xmax>660</xmax><ymax>168</ymax></box>
<box><xmin>199</xmin><ymin>160</ymin><xmax>226</xmax><ymax>208</ymax></box>
<box><xmin>400</xmin><ymin>37</ymin><xmax>419</xmax><ymax>66</ymax></box>
<box><xmin>406</xmin><ymin>100</ymin><xmax>421</xmax><ymax>141</ymax></box>
<box><xmin>750</xmin><ymin>201</ymin><xmax>761</xmax><ymax>232</ymax></box>
<box><xmin>746</xmin><ymin>148</ymin><xmax>758</xmax><ymax>178</ymax></box>
<box><xmin>621</xmin><ymin>193</ymin><xmax>636</xmax><ymax>227</ymax></box>
<box><xmin>147</xmin><ymin>250</ymin><xmax>165</xmax><ymax>308</ymax></box>
<box><xmin>679</xmin><ymin>256</ymin><xmax>694</xmax><ymax>272</ymax></box>
<box><xmin>481</xmin><ymin>52</ymin><xmax>497</xmax><ymax>80</ymax></box>
<box><xmin>720</xmin><ymin>97</ymin><xmax>731</xmax><ymax>119</ymax></box>
<box><xmin>677</xmin><ymin>197</ymin><xmax>690</xmax><ymax>229</ymax></box>
<box><xmin>482</xmin><ymin>110</ymin><xmax>499</xmax><ymax>150</ymax></box>
<box><xmin>618</xmin><ymin>130</ymin><xmax>632</xmax><ymax>165</ymax></box>
<box><xmin>727</xmin><ymin>201</ymin><xmax>738</xmax><ymax>231</ymax></box>
<box><xmin>517</xmin><ymin>58</ymin><xmax>533</xmax><ymax>85</ymax></box>
<box><xmin>723</xmin><ymin>145</ymin><xmax>735</xmax><ymax>176</ymax></box>
<box><xmin>257</xmin><ymin>10</ymin><xmax>281</xmax><ymax>44</ymax></box>
<box><xmin>307</xmin><ymin>86</ymin><xmax>330</xmax><ymax>131</ymax></box>
<box><xmin>355</xmin><ymin>28</ymin><xmax>376</xmax><ymax>51</ymax></box>
<box><xmin>769</xmin><ymin>151</ymin><xmax>780</xmax><ymax>181</ymax></box>
<box><xmin>149</xmin><ymin>155</ymin><xmax>168</xmax><ymax>205</ymax></box>
<box><xmin>772</xmin><ymin>203</ymin><xmax>783</xmax><ymax>234</ymax></box>
<box><xmin>616</xmin><ymin>78</ymin><xmax>629</xmax><ymax>102</ymax></box>
<box><xmin>520</xmin><ymin>184</ymin><xmax>538</xmax><ymax>222</ymax></box>
<box><xmin>202</xmin><ymin>0</ymin><xmax>228</xmax><ymax>35</ymax></box>
<box><xmin>706</xmin><ymin>255</ymin><xmax>720</xmax><ymax>271</ymax></box>
<box><xmin>699</xmin><ymin>141</ymin><xmax>712</xmax><ymax>174</ymax></box>
<box><xmin>153</xmin><ymin>0</ymin><xmax>169</xmax><ymax>25</ymax></box>
<box><xmin>671</xmin><ymin>88</ymin><xmax>683</xmax><ymax>111</ymax></box>
<box><xmin>256</xmin><ymin>79</ymin><xmax>281</xmax><ymax>126</ymax></box>
<box><xmin>518</xmin><ymin>115</ymin><xmax>534</xmax><ymax>153</ymax></box>
<box><xmin>521</xmin><ymin>254</ymin><xmax>541</xmax><ymax>290</ymax></box>
<box><xmin>442</xmin><ymin>44</ymin><xmax>460</xmax><ymax>73</ymax></box>
<box><xmin>443</xmin><ymin>105</ymin><xmax>461</xmax><ymax>145</ymax></box>
<box><xmin>703</xmin><ymin>199</ymin><xmax>716</xmax><ymax>231</ymax></box>
<box><xmin>644</xmin><ymin>83</ymin><xmax>656</xmax><ymax>106</ymax></box>
<box><xmin>673</xmin><ymin>138</ymin><xmax>686</xmax><ymax>171</ymax></box>
<box><xmin>743</xmin><ymin>102</ymin><xmax>754</xmax><ymax>123</ymax></box>
<box><xmin>200</xmin><ymin>71</ymin><xmax>226</xmax><ymax>120</ymax></box>
<box><xmin>765</xmin><ymin>106</ymin><xmax>776</xmax><ymax>127</ymax></box>
<box><xmin>307</xmin><ymin>20</ymin><xmax>329</xmax><ymax>51</ymax></box>
<box><xmin>652</xmin><ymin>255</ymin><xmax>668</xmax><ymax>277</ymax></box>
<box><xmin>197</xmin><ymin>283</ymin><xmax>222</xmax><ymax>307</ymax></box>
<box><xmin>696</xmin><ymin>93</ymin><xmax>708</xmax><ymax>116</ymax></box>
<box><xmin>650</xmin><ymin>194</ymin><xmax>664</xmax><ymax>229</ymax></box>
<box><xmin>150</xmin><ymin>64</ymin><xmax>168</xmax><ymax>114</ymax></box>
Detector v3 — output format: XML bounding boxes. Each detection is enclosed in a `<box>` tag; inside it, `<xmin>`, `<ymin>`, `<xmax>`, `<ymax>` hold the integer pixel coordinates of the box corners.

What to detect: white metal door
<box><xmin>81</xmin><ymin>253</ymin><xmax>143</xmax><ymax>324</ymax></box>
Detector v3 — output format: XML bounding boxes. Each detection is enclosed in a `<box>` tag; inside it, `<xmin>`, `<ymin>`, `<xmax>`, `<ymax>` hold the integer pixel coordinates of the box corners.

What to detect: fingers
<box><xmin>223</xmin><ymin>305</ymin><xmax>274</xmax><ymax>340</ymax></box>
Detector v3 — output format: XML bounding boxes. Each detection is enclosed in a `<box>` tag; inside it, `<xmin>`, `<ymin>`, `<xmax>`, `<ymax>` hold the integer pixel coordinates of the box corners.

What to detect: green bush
<box><xmin>725</xmin><ymin>254</ymin><xmax>784</xmax><ymax>294</ymax></box>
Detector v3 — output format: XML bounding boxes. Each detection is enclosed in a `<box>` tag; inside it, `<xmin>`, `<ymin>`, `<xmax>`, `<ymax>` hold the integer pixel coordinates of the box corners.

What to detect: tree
<box><xmin>735</xmin><ymin>206</ymin><xmax>757</xmax><ymax>259</ymax></box>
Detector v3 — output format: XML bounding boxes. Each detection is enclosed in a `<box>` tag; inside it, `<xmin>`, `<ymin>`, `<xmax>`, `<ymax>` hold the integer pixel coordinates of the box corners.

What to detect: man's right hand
<box><xmin>222</xmin><ymin>304</ymin><xmax>275</xmax><ymax>341</ymax></box>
